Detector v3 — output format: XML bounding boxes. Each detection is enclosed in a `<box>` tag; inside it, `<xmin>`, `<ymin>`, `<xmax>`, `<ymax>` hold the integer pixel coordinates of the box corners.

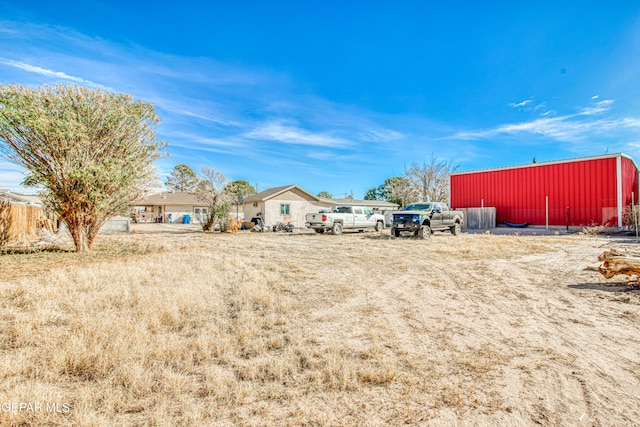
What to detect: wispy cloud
<box><xmin>453</xmin><ymin>115</ymin><xmax>640</xmax><ymax>143</ymax></box>
<box><xmin>509</xmin><ymin>99</ymin><xmax>532</xmax><ymax>108</ymax></box>
<box><xmin>243</xmin><ymin>121</ymin><xmax>350</xmax><ymax>147</ymax></box>
<box><xmin>579</xmin><ymin>99</ymin><xmax>614</xmax><ymax>115</ymax></box>
<box><xmin>451</xmin><ymin>99</ymin><xmax>630</xmax><ymax>143</ymax></box>
<box><xmin>0</xmin><ymin>57</ymin><xmax>98</xmax><ymax>86</ymax></box>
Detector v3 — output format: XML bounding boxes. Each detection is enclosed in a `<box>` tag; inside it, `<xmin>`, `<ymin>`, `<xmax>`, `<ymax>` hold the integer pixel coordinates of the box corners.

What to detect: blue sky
<box><xmin>1</xmin><ymin>2</ymin><xmax>639</xmax><ymax>198</ymax></box>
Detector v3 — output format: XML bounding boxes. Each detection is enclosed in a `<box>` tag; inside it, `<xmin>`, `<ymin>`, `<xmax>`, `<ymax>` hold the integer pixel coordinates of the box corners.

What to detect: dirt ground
<box><xmin>1</xmin><ymin>225</ymin><xmax>640</xmax><ymax>425</ymax></box>
<box><xmin>293</xmin><ymin>231</ymin><xmax>640</xmax><ymax>426</ymax></box>
<box><xmin>135</xmin><ymin>225</ymin><xmax>640</xmax><ymax>425</ymax></box>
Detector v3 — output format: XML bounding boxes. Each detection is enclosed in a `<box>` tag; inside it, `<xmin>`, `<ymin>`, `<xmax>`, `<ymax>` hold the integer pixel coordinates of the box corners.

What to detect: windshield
<box><xmin>405</xmin><ymin>203</ymin><xmax>432</xmax><ymax>211</ymax></box>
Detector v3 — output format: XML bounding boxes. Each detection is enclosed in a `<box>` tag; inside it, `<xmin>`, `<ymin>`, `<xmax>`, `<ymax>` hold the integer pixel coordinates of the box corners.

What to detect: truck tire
<box><xmin>450</xmin><ymin>222</ymin><xmax>461</xmax><ymax>236</ymax></box>
<box><xmin>417</xmin><ymin>225</ymin><xmax>431</xmax><ymax>239</ymax></box>
<box><xmin>315</xmin><ymin>229</ymin><xmax>325</xmax><ymax>234</ymax></box>
<box><xmin>332</xmin><ymin>222</ymin><xmax>343</xmax><ymax>235</ymax></box>
<box><xmin>392</xmin><ymin>227</ymin><xmax>401</xmax><ymax>237</ymax></box>
<box><xmin>375</xmin><ymin>221</ymin><xmax>384</xmax><ymax>232</ymax></box>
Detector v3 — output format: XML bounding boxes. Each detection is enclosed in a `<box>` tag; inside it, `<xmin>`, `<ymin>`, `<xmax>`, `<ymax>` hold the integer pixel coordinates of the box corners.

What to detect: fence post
<box><xmin>546</xmin><ymin>196</ymin><xmax>549</xmax><ymax>230</ymax></box>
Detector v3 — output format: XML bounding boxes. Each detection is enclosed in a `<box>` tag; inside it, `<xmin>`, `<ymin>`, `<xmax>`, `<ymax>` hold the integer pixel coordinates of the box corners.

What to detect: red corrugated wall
<box><xmin>450</xmin><ymin>155</ymin><xmax>639</xmax><ymax>227</ymax></box>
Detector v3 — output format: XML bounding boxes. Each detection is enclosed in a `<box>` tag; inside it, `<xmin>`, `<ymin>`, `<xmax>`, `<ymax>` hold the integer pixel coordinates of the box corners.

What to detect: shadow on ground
<box><xmin>570</xmin><ymin>282</ymin><xmax>640</xmax><ymax>294</ymax></box>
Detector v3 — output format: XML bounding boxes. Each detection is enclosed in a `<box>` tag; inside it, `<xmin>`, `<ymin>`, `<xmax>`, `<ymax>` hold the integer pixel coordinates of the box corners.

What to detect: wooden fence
<box><xmin>0</xmin><ymin>202</ymin><xmax>53</xmax><ymax>244</ymax></box>
<box><xmin>457</xmin><ymin>207</ymin><xmax>496</xmax><ymax>229</ymax></box>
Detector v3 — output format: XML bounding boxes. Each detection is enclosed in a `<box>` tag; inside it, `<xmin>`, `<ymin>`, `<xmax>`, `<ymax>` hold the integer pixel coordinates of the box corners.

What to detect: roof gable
<box><xmin>244</xmin><ymin>185</ymin><xmax>321</xmax><ymax>203</ymax></box>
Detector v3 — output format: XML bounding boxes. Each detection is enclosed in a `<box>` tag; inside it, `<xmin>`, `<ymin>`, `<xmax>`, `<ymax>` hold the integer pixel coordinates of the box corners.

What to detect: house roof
<box><xmin>0</xmin><ymin>190</ymin><xmax>43</xmax><ymax>205</ymax></box>
<box><xmin>135</xmin><ymin>191</ymin><xmax>204</xmax><ymax>206</ymax></box>
<box><xmin>244</xmin><ymin>185</ymin><xmax>323</xmax><ymax>203</ymax></box>
<box><xmin>328</xmin><ymin>198</ymin><xmax>399</xmax><ymax>209</ymax></box>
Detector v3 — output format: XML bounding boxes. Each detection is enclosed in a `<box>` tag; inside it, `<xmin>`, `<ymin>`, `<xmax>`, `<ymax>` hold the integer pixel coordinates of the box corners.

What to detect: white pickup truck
<box><xmin>306</xmin><ymin>206</ymin><xmax>386</xmax><ymax>235</ymax></box>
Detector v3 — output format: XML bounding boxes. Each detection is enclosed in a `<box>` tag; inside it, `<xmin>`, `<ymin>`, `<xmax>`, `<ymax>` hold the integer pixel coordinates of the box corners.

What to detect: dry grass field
<box><xmin>1</xmin><ymin>225</ymin><xmax>640</xmax><ymax>426</ymax></box>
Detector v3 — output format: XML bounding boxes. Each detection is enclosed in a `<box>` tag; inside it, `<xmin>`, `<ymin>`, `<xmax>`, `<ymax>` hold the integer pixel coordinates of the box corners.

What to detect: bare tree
<box><xmin>404</xmin><ymin>155</ymin><xmax>458</xmax><ymax>203</ymax></box>
<box><xmin>196</xmin><ymin>167</ymin><xmax>231</xmax><ymax>232</ymax></box>
<box><xmin>383</xmin><ymin>176</ymin><xmax>418</xmax><ymax>208</ymax></box>
<box><xmin>0</xmin><ymin>84</ymin><xmax>164</xmax><ymax>252</ymax></box>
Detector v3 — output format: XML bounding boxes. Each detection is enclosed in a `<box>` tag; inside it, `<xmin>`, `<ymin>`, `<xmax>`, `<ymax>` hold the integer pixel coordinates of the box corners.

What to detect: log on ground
<box><xmin>597</xmin><ymin>248</ymin><xmax>640</xmax><ymax>279</ymax></box>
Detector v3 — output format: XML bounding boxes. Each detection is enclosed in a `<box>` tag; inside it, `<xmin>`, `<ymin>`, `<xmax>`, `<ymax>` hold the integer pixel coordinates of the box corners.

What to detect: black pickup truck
<box><xmin>391</xmin><ymin>202</ymin><xmax>463</xmax><ymax>239</ymax></box>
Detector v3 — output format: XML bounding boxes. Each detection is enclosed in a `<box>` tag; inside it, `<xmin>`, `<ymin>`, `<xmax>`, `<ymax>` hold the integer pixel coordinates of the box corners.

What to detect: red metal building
<box><xmin>450</xmin><ymin>153</ymin><xmax>640</xmax><ymax>227</ymax></box>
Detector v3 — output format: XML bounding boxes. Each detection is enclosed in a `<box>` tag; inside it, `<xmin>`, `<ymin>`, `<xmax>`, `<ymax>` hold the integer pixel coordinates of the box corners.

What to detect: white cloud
<box><xmin>0</xmin><ymin>57</ymin><xmax>98</xmax><ymax>86</ymax></box>
<box><xmin>450</xmin><ymin>98</ymin><xmax>637</xmax><ymax>144</ymax></box>
<box><xmin>579</xmin><ymin>99</ymin><xmax>614</xmax><ymax>115</ymax></box>
<box><xmin>509</xmin><ymin>99</ymin><xmax>532</xmax><ymax>108</ymax></box>
<box><xmin>452</xmin><ymin>114</ymin><xmax>640</xmax><ymax>143</ymax></box>
<box><xmin>176</xmin><ymin>110</ymin><xmax>238</xmax><ymax>127</ymax></box>
<box><xmin>244</xmin><ymin>122</ymin><xmax>350</xmax><ymax>148</ymax></box>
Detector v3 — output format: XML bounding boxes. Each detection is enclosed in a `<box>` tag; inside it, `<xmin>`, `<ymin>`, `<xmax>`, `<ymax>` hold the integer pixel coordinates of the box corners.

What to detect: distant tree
<box><xmin>226</xmin><ymin>179</ymin><xmax>256</xmax><ymax>218</ymax></box>
<box><xmin>383</xmin><ymin>177</ymin><xmax>415</xmax><ymax>207</ymax></box>
<box><xmin>0</xmin><ymin>84</ymin><xmax>164</xmax><ymax>252</ymax></box>
<box><xmin>404</xmin><ymin>155</ymin><xmax>458</xmax><ymax>203</ymax></box>
<box><xmin>364</xmin><ymin>178</ymin><xmax>415</xmax><ymax>207</ymax></box>
<box><xmin>165</xmin><ymin>164</ymin><xmax>199</xmax><ymax>192</ymax></box>
<box><xmin>196</xmin><ymin>166</ymin><xmax>231</xmax><ymax>232</ymax></box>
<box><xmin>363</xmin><ymin>187</ymin><xmax>380</xmax><ymax>200</ymax></box>
<box><xmin>317</xmin><ymin>191</ymin><xmax>333</xmax><ymax>199</ymax></box>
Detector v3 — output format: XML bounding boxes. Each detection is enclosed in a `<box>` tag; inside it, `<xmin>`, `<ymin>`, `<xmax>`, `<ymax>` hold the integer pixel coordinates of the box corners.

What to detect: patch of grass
<box><xmin>0</xmin><ymin>231</ymin><xmax>622</xmax><ymax>425</ymax></box>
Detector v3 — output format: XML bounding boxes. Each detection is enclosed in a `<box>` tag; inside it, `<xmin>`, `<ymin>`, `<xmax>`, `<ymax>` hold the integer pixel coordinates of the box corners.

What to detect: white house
<box><xmin>243</xmin><ymin>185</ymin><xmax>332</xmax><ymax>228</ymax></box>
<box><xmin>132</xmin><ymin>192</ymin><xmax>209</xmax><ymax>224</ymax></box>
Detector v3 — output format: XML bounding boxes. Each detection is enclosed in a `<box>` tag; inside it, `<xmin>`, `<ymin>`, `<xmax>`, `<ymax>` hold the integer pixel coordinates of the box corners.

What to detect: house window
<box><xmin>280</xmin><ymin>204</ymin><xmax>290</xmax><ymax>215</ymax></box>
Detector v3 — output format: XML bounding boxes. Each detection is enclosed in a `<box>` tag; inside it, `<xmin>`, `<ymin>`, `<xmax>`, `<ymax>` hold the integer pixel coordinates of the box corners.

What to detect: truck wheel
<box><xmin>450</xmin><ymin>222</ymin><xmax>461</xmax><ymax>236</ymax></box>
<box><xmin>417</xmin><ymin>225</ymin><xmax>431</xmax><ymax>239</ymax></box>
<box><xmin>375</xmin><ymin>221</ymin><xmax>384</xmax><ymax>232</ymax></box>
<box><xmin>392</xmin><ymin>227</ymin><xmax>401</xmax><ymax>237</ymax></box>
<box><xmin>315</xmin><ymin>229</ymin><xmax>325</xmax><ymax>234</ymax></box>
<box><xmin>332</xmin><ymin>222</ymin><xmax>343</xmax><ymax>235</ymax></box>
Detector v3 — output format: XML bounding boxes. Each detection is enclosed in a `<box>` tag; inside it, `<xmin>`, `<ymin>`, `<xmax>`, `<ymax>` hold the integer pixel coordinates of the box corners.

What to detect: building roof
<box><xmin>327</xmin><ymin>198</ymin><xmax>399</xmax><ymax>209</ymax></box>
<box><xmin>243</xmin><ymin>186</ymin><xmax>399</xmax><ymax>208</ymax></box>
<box><xmin>0</xmin><ymin>190</ymin><xmax>43</xmax><ymax>205</ymax></box>
<box><xmin>244</xmin><ymin>185</ymin><xmax>323</xmax><ymax>203</ymax></box>
<box><xmin>452</xmin><ymin>153</ymin><xmax>639</xmax><ymax>176</ymax></box>
<box><xmin>135</xmin><ymin>191</ymin><xmax>204</xmax><ymax>206</ymax></box>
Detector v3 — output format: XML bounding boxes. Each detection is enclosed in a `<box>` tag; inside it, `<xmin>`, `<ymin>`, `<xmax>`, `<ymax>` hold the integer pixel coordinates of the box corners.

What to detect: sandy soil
<box><xmin>252</xmin><ymin>230</ymin><xmax>640</xmax><ymax>425</ymax></box>
<box><xmin>2</xmin><ymin>226</ymin><xmax>639</xmax><ymax>425</ymax></box>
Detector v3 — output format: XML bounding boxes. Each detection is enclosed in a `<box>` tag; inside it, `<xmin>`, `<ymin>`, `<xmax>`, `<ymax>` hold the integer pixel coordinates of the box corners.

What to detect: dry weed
<box><xmin>0</xmin><ymin>230</ymin><xmax>637</xmax><ymax>425</ymax></box>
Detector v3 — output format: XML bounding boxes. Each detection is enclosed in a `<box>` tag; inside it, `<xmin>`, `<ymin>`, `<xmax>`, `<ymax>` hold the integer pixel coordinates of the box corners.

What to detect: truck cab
<box><xmin>391</xmin><ymin>202</ymin><xmax>463</xmax><ymax>239</ymax></box>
